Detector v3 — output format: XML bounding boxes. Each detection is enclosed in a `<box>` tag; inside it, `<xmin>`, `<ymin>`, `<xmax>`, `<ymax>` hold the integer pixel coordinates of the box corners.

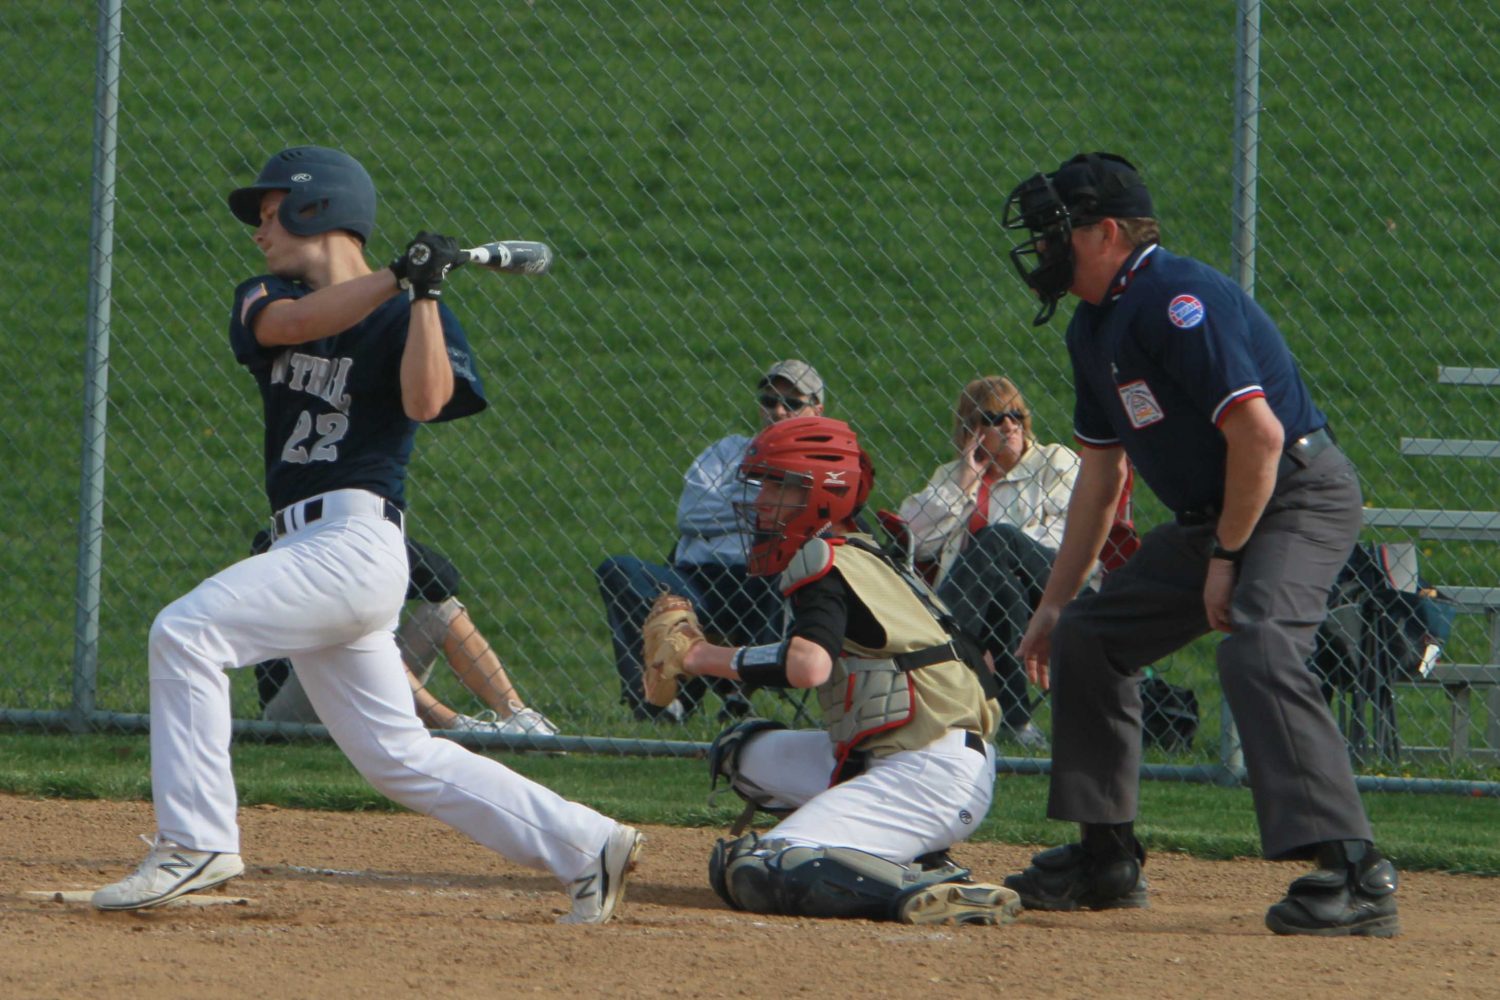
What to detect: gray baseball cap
<box><xmin>758</xmin><ymin>359</ymin><xmax>825</xmax><ymax>403</ymax></box>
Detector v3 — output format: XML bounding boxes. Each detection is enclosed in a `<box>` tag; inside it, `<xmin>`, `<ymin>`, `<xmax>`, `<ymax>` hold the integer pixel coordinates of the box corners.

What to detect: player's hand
<box><xmin>394</xmin><ymin>232</ymin><xmax>464</xmax><ymax>300</ymax></box>
<box><xmin>1018</xmin><ymin>603</ymin><xmax>1062</xmax><ymax>691</ymax></box>
<box><xmin>1204</xmin><ymin>558</ymin><xmax>1237</xmax><ymax>633</ymax></box>
<box><xmin>957</xmin><ymin>431</ymin><xmax>985</xmax><ymax>492</ymax></box>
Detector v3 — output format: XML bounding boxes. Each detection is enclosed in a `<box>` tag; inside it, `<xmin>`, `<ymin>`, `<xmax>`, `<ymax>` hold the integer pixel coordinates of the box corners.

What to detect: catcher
<box><xmin>642</xmin><ymin>416</ymin><xmax>1018</xmax><ymax>925</ymax></box>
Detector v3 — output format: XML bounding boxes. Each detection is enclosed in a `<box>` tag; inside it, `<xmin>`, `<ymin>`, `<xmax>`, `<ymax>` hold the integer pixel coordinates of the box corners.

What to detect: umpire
<box><xmin>996</xmin><ymin>152</ymin><xmax>1399</xmax><ymax>937</ymax></box>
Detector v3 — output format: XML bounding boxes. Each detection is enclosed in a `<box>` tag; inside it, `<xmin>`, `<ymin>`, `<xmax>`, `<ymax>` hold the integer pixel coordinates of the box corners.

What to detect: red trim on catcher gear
<box><xmin>828</xmin><ymin>673</ymin><xmax>916</xmax><ymax>786</ymax></box>
<box><xmin>781</xmin><ymin>538</ymin><xmax>838</xmax><ymax>595</ymax></box>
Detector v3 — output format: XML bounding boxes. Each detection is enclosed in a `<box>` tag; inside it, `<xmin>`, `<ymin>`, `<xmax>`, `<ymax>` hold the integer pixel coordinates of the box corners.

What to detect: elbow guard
<box><xmin>734</xmin><ymin>640</ymin><xmax>792</xmax><ymax>688</ymax></box>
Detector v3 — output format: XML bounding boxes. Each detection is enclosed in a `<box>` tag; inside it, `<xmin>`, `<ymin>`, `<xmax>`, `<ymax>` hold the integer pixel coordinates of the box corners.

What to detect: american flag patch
<box><xmin>240</xmin><ymin>282</ymin><xmax>268</xmax><ymax>326</ymax></box>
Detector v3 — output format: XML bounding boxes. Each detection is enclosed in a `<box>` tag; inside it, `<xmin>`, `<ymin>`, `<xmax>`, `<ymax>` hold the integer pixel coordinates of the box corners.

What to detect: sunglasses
<box><xmin>758</xmin><ymin>393</ymin><xmax>812</xmax><ymax>412</ymax></box>
<box><xmin>976</xmin><ymin>409</ymin><xmax>1026</xmax><ymax>427</ymax></box>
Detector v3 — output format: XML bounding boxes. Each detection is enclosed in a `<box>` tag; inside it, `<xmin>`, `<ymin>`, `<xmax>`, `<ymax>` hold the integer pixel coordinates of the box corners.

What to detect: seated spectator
<box><xmin>253</xmin><ymin>532</ymin><xmax>557</xmax><ymax>738</ymax></box>
<box><xmin>897</xmin><ymin>376</ymin><xmax>1082</xmax><ymax>749</ymax></box>
<box><xmin>596</xmin><ymin>360</ymin><xmax>826</xmax><ymax>721</ymax></box>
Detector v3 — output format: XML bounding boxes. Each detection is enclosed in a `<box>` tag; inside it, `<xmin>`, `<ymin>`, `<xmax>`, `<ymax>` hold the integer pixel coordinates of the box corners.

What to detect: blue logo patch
<box><xmin>1168</xmin><ymin>294</ymin><xmax>1205</xmax><ymax>329</ymax></box>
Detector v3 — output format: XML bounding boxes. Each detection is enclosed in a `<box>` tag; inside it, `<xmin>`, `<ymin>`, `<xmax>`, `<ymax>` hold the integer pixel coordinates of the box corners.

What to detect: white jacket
<box><xmin>896</xmin><ymin>442</ymin><xmax>1080</xmax><ymax>585</ymax></box>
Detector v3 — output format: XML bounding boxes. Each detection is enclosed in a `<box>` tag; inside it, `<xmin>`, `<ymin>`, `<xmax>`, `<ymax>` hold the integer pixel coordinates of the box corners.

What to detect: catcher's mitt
<box><xmin>641</xmin><ymin>592</ymin><xmax>705</xmax><ymax>708</ymax></box>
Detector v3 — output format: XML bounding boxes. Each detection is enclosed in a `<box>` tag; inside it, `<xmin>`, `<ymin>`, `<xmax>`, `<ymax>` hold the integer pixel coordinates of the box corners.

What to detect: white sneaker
<box><xmin>558</xmin><ymin>824</ymin><xmax>643</xmax><ymax>924</ymax></box>
<box><xmin>450</xmin><ymin>710</ymin><xmax>560</xmax><ymax>738</ymax></box>
<box><xmin>1004</xmin><ymin>722</ymin><xmax>1050</xmax><ymax>752</ymax></box>
<box><xmin>449</xmin><ymin>711</ymin><xmax>502</xmax><ymax>733</ymax></box>
<box><xmin>92</xmin><ymin>834</ymin><xmax>245</xmax><ymax>911</ymax></box>
<box><xmin>497</xmin><ymin>708</ymin><xmax>560</xmax><ymax>737</ymax></box>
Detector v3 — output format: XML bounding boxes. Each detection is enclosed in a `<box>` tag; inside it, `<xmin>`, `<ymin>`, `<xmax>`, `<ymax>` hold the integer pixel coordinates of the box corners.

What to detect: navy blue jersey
<box><xmin>230</xmin><ymin>274</ymin><xmax>487</xmax><ymax>512</ymax></box>
<box><xmin>1066</xmin><ymin>245</ymin><xmax>1325</xmax><ymax>515</ymax></box>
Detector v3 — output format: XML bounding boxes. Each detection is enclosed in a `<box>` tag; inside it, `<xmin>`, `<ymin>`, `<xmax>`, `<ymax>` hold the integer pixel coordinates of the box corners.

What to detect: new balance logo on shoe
<box><xmin>571</xmin><ymin>871</ymin><xmax>599</xmax><ymax>902</ymax></box>
<box><xmin>158</xmin><ymin>853</ymin><xmax>200</xmax><ymax>878</ymax></box>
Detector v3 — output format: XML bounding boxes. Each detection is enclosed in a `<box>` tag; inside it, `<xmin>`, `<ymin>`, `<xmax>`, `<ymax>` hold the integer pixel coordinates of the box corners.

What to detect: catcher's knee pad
<box><xmin>708</xmin><ymin>718</ymin><xmax>790</xmax><ymax>814</ymax></box>
<box><xmin>724</xmin><ymin>843</ymin><xmax>965</xmax><ymax>920</ymax></box>
<box><xmin>395</xmin><ymin>597</ymin><xmax>465</xmax><ymax>684</ymax></box>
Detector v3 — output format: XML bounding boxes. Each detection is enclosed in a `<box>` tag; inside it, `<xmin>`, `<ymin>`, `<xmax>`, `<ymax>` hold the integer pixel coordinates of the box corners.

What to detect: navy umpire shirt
<box><xmin>1066</xmin><ymin>245</ymin><xmax>1326</xmax><ymax>516</ymax></box>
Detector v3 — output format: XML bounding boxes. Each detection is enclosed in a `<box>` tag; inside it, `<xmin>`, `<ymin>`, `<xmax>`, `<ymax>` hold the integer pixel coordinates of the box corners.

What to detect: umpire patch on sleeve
<box><xmin>1167</xmin><ymin>293</ymin><xmax>1205</xmax><ymax>329</ymax></box>
<box><xmin>1117</xmin><ymin>379</ymin><xmax>1165</xmax><ymax>429</ymax></box>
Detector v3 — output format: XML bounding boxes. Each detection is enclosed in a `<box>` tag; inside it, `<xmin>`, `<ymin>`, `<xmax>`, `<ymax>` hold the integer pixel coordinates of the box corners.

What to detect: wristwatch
<box><xmin>1210</xmin><ymin>538</ymin><xmax>1245</xmax><ymax>564</ymax></box>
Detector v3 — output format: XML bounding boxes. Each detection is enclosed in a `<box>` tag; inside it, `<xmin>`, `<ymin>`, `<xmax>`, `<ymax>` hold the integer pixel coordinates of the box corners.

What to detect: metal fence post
<box><xmin>70</xmin><ymin>0</ymin><xmax>125</xmax><ymax>733</ymax></box>
<box><xmin>1216</xmin><ymin>0</ymin><xmax>1264</xmax><ymax>777</ymax></box>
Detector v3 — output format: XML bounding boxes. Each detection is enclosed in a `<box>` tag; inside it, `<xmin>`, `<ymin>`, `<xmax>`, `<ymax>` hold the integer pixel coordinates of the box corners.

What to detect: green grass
<box><xmin>2</xmin><ymin>732</ymin><xmax>1496</xmax><ymax>874</ymax></box>
<box><xmin>2</xmin><ymin>2</ymin><xmax>1499</xmax><ymax>781</ymax></box>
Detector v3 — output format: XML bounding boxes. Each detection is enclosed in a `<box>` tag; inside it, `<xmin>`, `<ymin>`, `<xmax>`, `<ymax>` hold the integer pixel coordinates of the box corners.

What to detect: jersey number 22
<box><xmin>281</xmin><ymin>410</ymin><xmax>349</xmax><ymax>464</ymax></box>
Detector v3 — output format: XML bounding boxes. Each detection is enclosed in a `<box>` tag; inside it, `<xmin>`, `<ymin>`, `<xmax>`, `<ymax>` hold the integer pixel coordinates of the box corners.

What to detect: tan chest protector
<box><xmin>781</xmin><ymin>536</ymin><xmax>995</xmax><ymax>779</ymax></box>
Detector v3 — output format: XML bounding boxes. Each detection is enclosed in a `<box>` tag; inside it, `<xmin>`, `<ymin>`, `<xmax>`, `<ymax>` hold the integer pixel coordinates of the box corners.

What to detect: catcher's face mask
<box><xmin>735</xmin><ymin>471</ymin><xmax>817</xmax><ymax>577</ymax></box>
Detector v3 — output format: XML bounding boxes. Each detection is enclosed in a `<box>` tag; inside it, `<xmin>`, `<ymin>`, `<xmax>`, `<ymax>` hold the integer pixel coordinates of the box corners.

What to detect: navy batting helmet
<box><xmin>228</xmin><ymin>145</ymin><xmax>376</xmax><ymax>244</ymax></box>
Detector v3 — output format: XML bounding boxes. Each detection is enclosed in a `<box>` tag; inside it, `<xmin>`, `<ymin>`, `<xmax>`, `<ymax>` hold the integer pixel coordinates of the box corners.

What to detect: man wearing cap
<box><xmin>596</xmin><ymin>360</ymin><xmax>826</xmax><ymax>721</ymax></box>
<box><xmin>996</xmin><ymin>153</ymin><xmax>1399</xmax><ymax>937</ymax></box>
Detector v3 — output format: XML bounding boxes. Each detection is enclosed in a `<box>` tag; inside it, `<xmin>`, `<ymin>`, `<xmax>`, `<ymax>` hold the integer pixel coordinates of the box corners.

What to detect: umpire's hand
<box><xmin>1018</xmin><ymin>604</ymin><xmax>1062</xmax><ymax>692</ymax></box>
<box><xmin>1204</xmin><ymin>560</ymin><xmax>1237</xmax><ymax>633</ymax></box>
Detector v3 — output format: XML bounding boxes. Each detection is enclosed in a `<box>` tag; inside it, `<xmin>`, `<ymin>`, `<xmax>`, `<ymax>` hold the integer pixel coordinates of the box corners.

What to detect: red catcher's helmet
<box><xmin>735</xmin><ymin>416</ymin><xmax>875</xmax><ymax>576</ymax></box>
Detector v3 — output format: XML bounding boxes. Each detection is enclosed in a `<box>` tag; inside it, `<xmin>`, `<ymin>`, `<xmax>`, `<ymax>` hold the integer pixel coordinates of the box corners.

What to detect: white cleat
<box><xmin>558</xmin><ymin>824</ymin><xmax>644</xmax><ymax>924</ymax></box>
<box><xmin>92</xmin><ymin>834</ymin><xmax>245</xmax><ymax>911</ymax></box>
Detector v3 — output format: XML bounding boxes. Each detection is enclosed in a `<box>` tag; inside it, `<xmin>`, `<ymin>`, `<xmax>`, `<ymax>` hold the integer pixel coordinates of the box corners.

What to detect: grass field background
<box><xmin>3</xmin><ymin>3</ymin><xmax>1498</xmax><ymax>777</ymax></box>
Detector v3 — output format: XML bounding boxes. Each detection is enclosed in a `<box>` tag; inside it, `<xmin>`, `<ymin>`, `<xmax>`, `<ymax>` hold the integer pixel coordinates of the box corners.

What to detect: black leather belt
<box><xmin>1176</xmin><ymin>427</ymin><xmax>1337</xmax><ymax>526</ymax></box>
<box><xmin>272</xmin><ymin>496</ymin><xmax>404</xmax><ymax>538</ymax></box>
<box><xmin>1176</xmin><ymin>506</ymin><xmax>1219</xmax><ymax>527</ymax></box>
<box><xmin>1278</xmin><ymin>426</ymin><xmax>1336</xmax><ymax>477</ymax></box>
<box><xmin>964</xmin><ymin>730</ymin><xmax>986</xmax><ymax>757</ymax></box>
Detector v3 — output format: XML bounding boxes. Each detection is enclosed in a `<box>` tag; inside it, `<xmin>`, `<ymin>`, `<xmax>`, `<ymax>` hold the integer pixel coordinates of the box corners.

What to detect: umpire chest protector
<box><xmin>782</xmin><ymin>537</ymin><xmax>995</xmax><ymax>777</ymax></box>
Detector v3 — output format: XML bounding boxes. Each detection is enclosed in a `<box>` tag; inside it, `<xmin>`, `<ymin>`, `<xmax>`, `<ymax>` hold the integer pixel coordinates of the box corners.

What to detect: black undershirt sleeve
<box><xmin>788</xmin><ymin>567</ymin><xmax>887</xmax><ymax>660</ymax></box>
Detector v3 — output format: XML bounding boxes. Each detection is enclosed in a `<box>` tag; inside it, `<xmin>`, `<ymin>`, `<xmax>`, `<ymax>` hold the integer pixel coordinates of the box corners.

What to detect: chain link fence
<box><xmin>3</xmin><ymin>1</ymin><xmax>1497</xmax><ymax>790</ymax></box>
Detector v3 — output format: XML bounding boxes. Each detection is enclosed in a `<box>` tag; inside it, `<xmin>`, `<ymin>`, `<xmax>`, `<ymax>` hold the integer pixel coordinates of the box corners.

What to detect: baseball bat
<box><xmin>459</xmin><ymin>240</ymin><xmax>554</xmax><ymax>276</ymax></box>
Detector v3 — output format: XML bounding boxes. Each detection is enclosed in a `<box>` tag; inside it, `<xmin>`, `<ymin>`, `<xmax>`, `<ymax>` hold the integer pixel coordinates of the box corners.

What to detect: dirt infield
<box><xmin>3</xmin><ymin>794</ymin><xmax>1496</xmax><ymax>999</ymax></box>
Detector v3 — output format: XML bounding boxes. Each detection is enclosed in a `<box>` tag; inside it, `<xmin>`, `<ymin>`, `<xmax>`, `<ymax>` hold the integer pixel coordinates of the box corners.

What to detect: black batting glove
<box><xmin>398</xmin><ymin>231</ymin><xmax>463</xmax><ymax>301</ymax></box>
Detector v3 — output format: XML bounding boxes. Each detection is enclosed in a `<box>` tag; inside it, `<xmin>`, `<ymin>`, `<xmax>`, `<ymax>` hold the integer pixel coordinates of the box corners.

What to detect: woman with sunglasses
<box><xmin>897</xmin><ymin>376</ymin><xmax>1080</xmax><ymax>749</ymax></box>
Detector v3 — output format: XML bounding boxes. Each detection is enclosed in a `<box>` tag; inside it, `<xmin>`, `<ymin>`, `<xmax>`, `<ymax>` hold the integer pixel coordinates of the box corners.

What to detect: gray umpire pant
<box><xmin>1047</xmin><ymin>443</ymin><xmax>1372</xmax><ymax>860</ymax></box>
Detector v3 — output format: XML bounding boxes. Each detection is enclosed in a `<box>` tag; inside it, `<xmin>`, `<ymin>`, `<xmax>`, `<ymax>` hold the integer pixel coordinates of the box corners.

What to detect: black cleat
<box><xmin>1265</xmin><ymin>857</ymin><xmax>1400</xmax><ymax>937</ymax></box>
<box><xmin>1003</xmin><ymin>843</ymin><xmax>1149</xmax><ymax>911</ymax></box>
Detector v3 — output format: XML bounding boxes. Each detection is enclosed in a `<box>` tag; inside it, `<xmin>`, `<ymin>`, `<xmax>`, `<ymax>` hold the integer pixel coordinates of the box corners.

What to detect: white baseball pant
<box><xmin>734</xmin><ymin>728</ymin><xmax>996</xmax><ymax>863</ymax></box>
<box><xmin>147</xmin><ymin>489</ymin><xmax>613</xmax><ymax>882</ymax></box>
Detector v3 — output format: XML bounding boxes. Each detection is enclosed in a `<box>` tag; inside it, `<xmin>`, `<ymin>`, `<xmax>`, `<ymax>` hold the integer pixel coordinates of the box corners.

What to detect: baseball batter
<box><xmin>999</xmin><ymin>152</ymin><xmax>1397</xmax><ymax>936</ymax></box>
<box><xmin>642</xmin><ymin>416</ymin><xmax>1020</xmax><ymax>925</ymax></box>
<box><xmin>91</xmin><ymin>145</ymin><xmax>641</xmax><ymax>923</ymax></box>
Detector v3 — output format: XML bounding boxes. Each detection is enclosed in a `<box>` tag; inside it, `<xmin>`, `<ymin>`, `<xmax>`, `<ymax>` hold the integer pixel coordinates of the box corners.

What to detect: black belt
<box><xmin>272</xmin><ymin>496</ymin><xmax>404</xmax><ymax>538</ymax></box>
<box><xmin>964</xmin><ymin>730</ymin><xmax>986</xmax><ymax>757</ymax></box>
<box><xmin>1176</xmin><ymin>506</ymin><xmax>1219</xmax><ymax>527</ymax></box>
<box><xmin>1176</xmin><ymin>427</ymin><xmax>1337</xmax><ymax>526</ymax></box>
<box><xmin>1278</xmin><ymin>426</ymin><xmax>1336</xmax><ymax>477</ymax></box>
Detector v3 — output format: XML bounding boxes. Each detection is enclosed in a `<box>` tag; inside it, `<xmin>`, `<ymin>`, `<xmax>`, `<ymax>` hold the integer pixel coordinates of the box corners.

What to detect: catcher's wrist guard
<box><xmin>733</xmin><ymin>640</ymin><xmax>792</xmax><ymax>688</ymax></box>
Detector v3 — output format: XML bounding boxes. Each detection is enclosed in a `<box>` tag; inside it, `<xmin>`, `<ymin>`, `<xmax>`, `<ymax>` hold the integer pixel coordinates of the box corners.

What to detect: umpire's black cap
<box><xmin>1049</xmin><ymin>152</ymin><xmax>1154</xmax><ymax>223</ymax></box>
